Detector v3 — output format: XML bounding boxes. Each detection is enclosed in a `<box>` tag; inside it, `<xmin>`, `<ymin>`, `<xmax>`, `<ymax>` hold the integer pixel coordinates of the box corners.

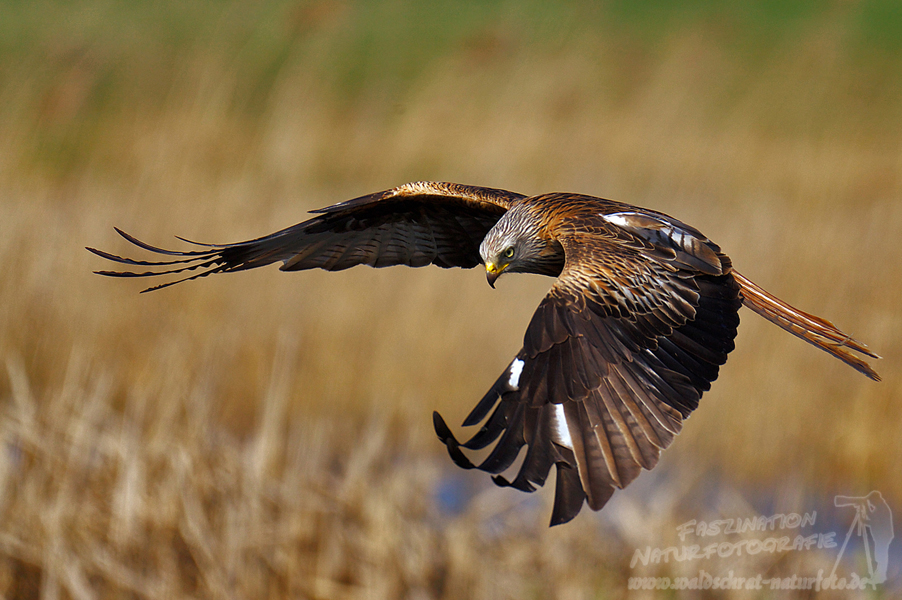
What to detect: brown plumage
<box><xmin>87</xmin><ymin>181</ymin><xmax>880</xmax><ymax>526</ymax></box>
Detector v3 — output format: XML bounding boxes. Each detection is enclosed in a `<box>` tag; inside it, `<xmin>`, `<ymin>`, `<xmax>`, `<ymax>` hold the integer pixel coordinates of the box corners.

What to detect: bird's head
<box><xmin>480</xmin><ymin>208</ymin><xmax>553</xmax><ymax>288</ymax></box>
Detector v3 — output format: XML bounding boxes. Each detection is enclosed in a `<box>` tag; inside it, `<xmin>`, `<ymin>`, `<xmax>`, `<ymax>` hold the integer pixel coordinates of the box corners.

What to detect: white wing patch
<box><xmin>508</xmin><ymin>358</ymin><xmax>525</xmax><ymax>388</ymax></box>
<box><xmin>601</xmin><ymin>212</ymin><xmax>632</xmax><ymax>228</ymax></box>
<box><xmin>601</xmin><ymin>211</ymin><xmax>722</xmax><ymax>274</ymax></box>
<box><xmin>550</xmin><ymin>404</ymin><xmax>573</xmax><ymax>449</ymax></box>
<box><xmin>602</xmin><ymin>211</ymin><xmax>675</xmax><ymax>235</ymax></box>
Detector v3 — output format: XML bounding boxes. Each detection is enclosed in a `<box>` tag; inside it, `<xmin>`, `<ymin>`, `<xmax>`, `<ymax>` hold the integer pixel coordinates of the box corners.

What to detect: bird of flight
<box><xmin>88</xmin><ymin>181</ymin><xmax>880</xmax><ymax>526</ymax></box>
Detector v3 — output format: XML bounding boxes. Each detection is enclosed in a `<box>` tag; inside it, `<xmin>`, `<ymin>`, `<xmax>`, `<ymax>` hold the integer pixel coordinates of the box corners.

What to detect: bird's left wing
<box><xmin>87</xmin><ymin>182</ymin><xmax>523</xmax><ymax>291</ymax></box>
<box><xmin>435</xmin><ymin>217</ymin><xmax>742</xmax><ymax>525</ymax></box>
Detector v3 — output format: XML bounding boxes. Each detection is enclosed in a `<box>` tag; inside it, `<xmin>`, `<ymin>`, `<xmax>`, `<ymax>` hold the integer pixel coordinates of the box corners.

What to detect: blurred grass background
<box><xmin>1</xmin><ymin>0</ymin><xmax>900</xmax><ymax>598</ymax></box>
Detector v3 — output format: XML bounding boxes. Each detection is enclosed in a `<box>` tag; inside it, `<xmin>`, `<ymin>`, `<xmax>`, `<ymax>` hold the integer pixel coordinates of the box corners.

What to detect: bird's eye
<box><xmin>503</xmin><ymin>247</ymin><xmax>515</xmax><ymax>259</ymax></box>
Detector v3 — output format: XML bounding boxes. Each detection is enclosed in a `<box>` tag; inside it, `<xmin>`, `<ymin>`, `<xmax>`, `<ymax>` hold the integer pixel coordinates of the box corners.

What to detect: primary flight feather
<box><xmin>88</xmin><ymin>181</ymin><xmax>880</xmax><ymax>526</ymax></box>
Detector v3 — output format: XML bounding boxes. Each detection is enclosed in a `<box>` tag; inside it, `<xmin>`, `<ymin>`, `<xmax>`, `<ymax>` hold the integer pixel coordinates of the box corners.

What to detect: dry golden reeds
<box><xmin>1</xmin><ymin>3</ymin><xmax>900</xmax><ymax>598</ymax></box>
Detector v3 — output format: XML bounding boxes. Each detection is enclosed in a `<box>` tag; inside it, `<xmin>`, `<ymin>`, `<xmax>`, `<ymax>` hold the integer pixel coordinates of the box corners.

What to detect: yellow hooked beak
<box><xmin>485</xmin><ymin>261</ymin><xmax>507</xmax><ymax>288</ymax></box>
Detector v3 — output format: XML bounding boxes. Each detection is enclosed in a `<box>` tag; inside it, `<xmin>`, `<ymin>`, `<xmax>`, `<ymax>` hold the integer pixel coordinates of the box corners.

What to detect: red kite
<box><xmin>88</xmin><ymin>181</ymin><xmax>879</xmax><ymax>525</ymax></box>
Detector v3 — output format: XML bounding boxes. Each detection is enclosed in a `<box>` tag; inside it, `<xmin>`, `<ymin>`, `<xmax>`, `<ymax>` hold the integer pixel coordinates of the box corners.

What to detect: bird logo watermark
<box><xmin>831</xmin><ymin>492</ymin><xmax>893</xmax><ymax>585</ymax></box>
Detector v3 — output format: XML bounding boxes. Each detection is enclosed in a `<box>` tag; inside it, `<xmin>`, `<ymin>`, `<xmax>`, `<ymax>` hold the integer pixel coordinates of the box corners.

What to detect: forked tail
<box><xmin>732</xmin><ymin>271</ymin><xmax>880</xmax><ymax>381</ymax></box>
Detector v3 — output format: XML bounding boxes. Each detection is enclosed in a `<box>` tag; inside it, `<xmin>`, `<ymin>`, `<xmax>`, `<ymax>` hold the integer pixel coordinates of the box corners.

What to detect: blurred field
<box><xmin>1</xmin><ymin>1</ymin><xmax>901</xmax><ymax>598</ymax></box>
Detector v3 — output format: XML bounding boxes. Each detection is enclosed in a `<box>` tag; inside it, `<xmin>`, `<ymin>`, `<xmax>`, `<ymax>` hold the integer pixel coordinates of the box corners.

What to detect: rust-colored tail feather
<box><xmin>732</xmin><ymin>271</ymin><xmax>880</xmax><ymax>381</ymax></box>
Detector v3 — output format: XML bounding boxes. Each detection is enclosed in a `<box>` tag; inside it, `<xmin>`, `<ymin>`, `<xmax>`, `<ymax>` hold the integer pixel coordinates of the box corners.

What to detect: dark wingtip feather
<box><xmin>93</xmin><ymin>270</ymin><xmax>157</xmax><ymax>278</ymax></box>
<box><xmin>113</xmin><ymin>227</ymin><xmax>213</xmax><ymax>257</ymax></box>
<box><xmin>462</xmin><ymin>386</ymin><xmax>503</xmax><ymax>427</ymax></box>
<box><xmin>86</xmin><ymin>243</ymin><xmax>219</xmax><ymax>270</ymax></box>
<box><xmin>433</xmin><ymin>411</ymin><xmax>478</xmax><ymax>470</ymax></box>
<box><xmin>173</xmin><ymin>235</ymin><xmax>220</xmax><ymax>247</ymax></box>
<box><xmin>433</xmin><ymin>411</ymin><xmax>454</xmax><ymax>442</ymax></box>
<box><xmin>549</xmin><ymin>462</ymin><xmax>587</xmax><ymax>526</ymax></box>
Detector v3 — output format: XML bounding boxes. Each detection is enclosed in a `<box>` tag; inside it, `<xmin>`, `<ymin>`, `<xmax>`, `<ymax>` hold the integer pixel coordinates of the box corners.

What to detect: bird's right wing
<box><xmin>435</xmin><ymin>225</ymin><xmax>743</xmax><ymax>525</ymax></box>
<box><xmin>87</xmin><ymin>182</ymin><xmax>524</xmax><ymax>291</ymax></box>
